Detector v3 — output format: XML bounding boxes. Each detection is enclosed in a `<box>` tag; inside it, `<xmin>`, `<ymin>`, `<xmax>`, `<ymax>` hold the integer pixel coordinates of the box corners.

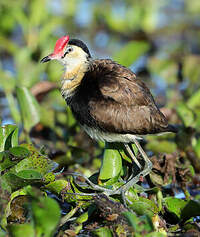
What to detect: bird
<box><xmin>41</xmin><ymin>35</ymin><xmax>177</xmax><ymax>195</ymax></box>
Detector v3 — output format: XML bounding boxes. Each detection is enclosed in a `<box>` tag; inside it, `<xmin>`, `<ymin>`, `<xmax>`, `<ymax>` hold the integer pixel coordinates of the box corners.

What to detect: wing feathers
<box><xmin>72</xmin><ymin>59</ymin><xmax>174</xmax><ymax>135</ymax></box>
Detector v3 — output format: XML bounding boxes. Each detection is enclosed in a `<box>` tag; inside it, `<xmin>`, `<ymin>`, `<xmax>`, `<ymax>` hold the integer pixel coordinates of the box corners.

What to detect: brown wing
<box><xmin>88</xmin><ymin>59</ymin><xmax>171</xmax><ymax>135</ymax></box>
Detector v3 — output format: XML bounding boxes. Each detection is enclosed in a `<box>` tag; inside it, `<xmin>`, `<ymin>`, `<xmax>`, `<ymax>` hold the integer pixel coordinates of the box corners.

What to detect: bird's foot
<box><xmin>66</xmin><ymin>159</ymin><xmax>152</xmax><ymax>198</ymax></box>
<box><xmin>66</xmin><ymin>172</ymin><xmax>114</xmax><ymax>195</ymax></box>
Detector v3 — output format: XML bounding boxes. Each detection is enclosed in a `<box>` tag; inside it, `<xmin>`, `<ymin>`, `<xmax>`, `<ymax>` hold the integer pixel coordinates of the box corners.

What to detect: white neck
<box><xmin>57</xmin><ymin>45</ymin><xmax>90</xmax><ymax>99</ymax></box>
<box><xmin>61</xmin><ymin>60</ymin><xmax>90</xmax><ymax>100</ymax></box>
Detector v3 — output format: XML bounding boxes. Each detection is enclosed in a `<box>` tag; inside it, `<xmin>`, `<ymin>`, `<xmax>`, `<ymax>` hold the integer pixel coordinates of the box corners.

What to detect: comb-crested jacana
<box><xmin>41</xmin><ymin>35</ymin><xmax>177</xmax><ymax>195</ymax></box>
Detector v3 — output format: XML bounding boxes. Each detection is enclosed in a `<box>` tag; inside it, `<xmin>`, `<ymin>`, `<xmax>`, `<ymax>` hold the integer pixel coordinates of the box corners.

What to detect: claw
<box><xmin>65</xmin><ymin>138</ymin><xmax>153</xmax><ymax>200</ymax></box>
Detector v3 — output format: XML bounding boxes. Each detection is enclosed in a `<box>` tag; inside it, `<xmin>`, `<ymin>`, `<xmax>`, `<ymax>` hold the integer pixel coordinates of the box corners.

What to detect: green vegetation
<box><xmin>1</xmin><ymin>0</ymin><xmax>200</xmax><ymax>236</ymax></box>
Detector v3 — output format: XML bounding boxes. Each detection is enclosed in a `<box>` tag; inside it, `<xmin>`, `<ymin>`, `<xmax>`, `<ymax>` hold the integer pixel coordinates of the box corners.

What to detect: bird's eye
<box><xmin>62</xmin><ymin>47</ymin><xmax>73</xmax><ymax>58</ymax></box>
<box><xmin>67</xmin><ymin>47</ymin><xmax>73</xmax><ymax>53</ymax></box>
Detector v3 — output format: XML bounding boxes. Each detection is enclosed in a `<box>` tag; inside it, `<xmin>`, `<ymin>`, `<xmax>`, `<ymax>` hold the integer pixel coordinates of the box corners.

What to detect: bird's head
<box><xmin>41</xmin><ymin>35</ymin><xmax>92</xmax><ymax>98</ymax></box>
<box><xmin>41</xmin><ymin>35</ymin><xmax>91</xmax><ymax>70</ymax></box>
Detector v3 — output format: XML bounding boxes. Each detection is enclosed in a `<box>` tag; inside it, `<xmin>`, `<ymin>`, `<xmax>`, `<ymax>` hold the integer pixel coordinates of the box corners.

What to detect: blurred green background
<box><xmin>1</xmin><ymin>0</ymin><xmax>200</xmax><ymax>236</ymax></box>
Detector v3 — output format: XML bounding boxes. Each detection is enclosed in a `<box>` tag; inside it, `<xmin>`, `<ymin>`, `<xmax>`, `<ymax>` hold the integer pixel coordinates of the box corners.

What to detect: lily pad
<box><xmin>9</xmin><ymin>146</ymin><xmax>31</xmax><ymax>158</ymax></box>
<box><xmin>129</xmin><ymin>196</ymin><xmax>159</xmax><ymax>217</ymax></box>
<box><xmin>181</xmin><ymin>200</ymin><xmax>200</xmax><ymax>221</ymax></box>
<box><xmin>16</xmin><ymin>170</ymin><xmax>42</xmax><ymax>180</ymax></box>
<box><xmin>14</xmin><ymin>144</ymin><xmax>58</xmax><ymax>175</ymax></box>
<box><xmin>164</xmin><ymin>197</ymin><xmax>187</xmax><ymax>219</ymax></box>
<box><xmin>0</xmin><ymin>151</ymin><xmax>16</xmax><ymax>172</ymax></box>
<box><xmin>1</xmin><ymin>172</ymin><xmax>42</xmax><ymax>191</ymax></box>
<box><xmin>0</xmin><ymin>146</ymin><xmax>30</xmax><ymax>172</ymax></box>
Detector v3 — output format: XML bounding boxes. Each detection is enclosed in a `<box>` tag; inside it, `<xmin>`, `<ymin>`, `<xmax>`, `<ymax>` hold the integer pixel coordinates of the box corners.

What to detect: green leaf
<box><xmin>99</xmin><ymin>143</ymin><xmax>122</xmax><ymax>181</ymax></box>
<box><xmin>75</xmin><ymin>205</ymin><xmax>96</xmax><ymax>224</ymax></box>
<box><xmin>9</xmin><ymin>146</ymin><xmax>31</xmax><ymax>158</ymax></box>
<box><xmin>0</xmin><ymin>229</ymin><xmax>6</xmax><ymax>237</ymax></box>
<box><xmin>123</xmin><ymin>211</ymin><xmax>138</xmax><ymax>231</ymax></box>
<box><xmin>1</xmin><ymin>145</ymin><xmax>58</xmax><ymax>191</ymax></box>
<box><xmin>30</xmin><ymin>0</ymin><xmax>46</xmax><ymax>27</ymax></box>
<box><xmin>1</xmin><ymin>144</ymin><xmax>58</xmax><ymax>191</ymax></box>
<box><xmin>183</xmin><ymin>55</ymin><xmax>200</xmax><ymax>84</ymax></box>
<box><xmin>148</xmin><ymin>57</ymin><xmax>177</xmax><ymax>84</ymax></box>
<box><xmin>139</xmin><ymin>215</ymin><xmax>154</xmax><ymax>232</ymax></box>
<box><xmin>113</xmin><ymin>41</ymin><xmax>150</xmax><ymax>67</ymax></box>
<box><xmin>164</xmin><ymin>198</ymin><xmax>200</xmax><ymax>222</ymax></box>
<box><xmin>181</xmin><ymin>200</ymin><xmax>200</xmax><ymax>221</ymax></box>
<box><xmin>31</xmin><ymin>196</ymin><xmax>61</xmax><ymax>237</ymax></box>
<box><xmin>14</xmin><ymin>144</ymin><xmax>58</xmax><ymax>175</ymax></box>
<box><xmin>39</xmin><ymin>106</ymin><xmax>55</xmax><ymax>128</ymax></box>
<box><xmin>60</xmin><ymin>205</ymin><xmax>80</xmax><ymax>227</ymax></box>
<box><xmin>6</xmin><ymin>92</ymin><xmax>21</xmax><ymax>124</ymax></box>
<box><xmin>194</xmin><ymin>138</ymin><xmax>200</xmax><ymax>157</ymax></box>
<box><xmin>129</xmin><ymin>196</ymin><xmax>159</xmax><ymax>217</ymax></box>
<box><xmin>92</xmin><ymin>227</ymin><xmax>113</xmax><ymax>237</ymax></box>
<box><xmin>1</xmin><ymin>172</ymin><xmax>41</xmax><ymax>191</ymax></box>
<box><xmin>45</xmin><ymin>178</ymin><xmax>92</xmax><ymax>203</ymax></box>
<box><xmin>16</xmin><ymin>170</ymin><xmax>42</xmax><ymax>179</ymax></box>
<box><xmin>145</xmin><ymin>233</ymin><xmax>166</xmax><ymax>237</ymax></box>
<box><xmin>123</xmin><ymin>211</ymin><xmax>154</xmax><ymax>233</ymax></box>
<box><xmin>176</xmin><ymin>103</ymin><xmax>195</xmax><ymax>127</ymax></box>
<box><xmin>164</xmin><ymin>197</ymin><xmax>187</xmax><ymax>219</ymax></box>
<box><xmin>187</xmin><ymin>88</ymin><xmax>200</xmax><ymax>109</ymax></box>
<box><xmin>43</xmin><ymin>172</ymin><xmax>55</xmax><ymax>184</ymax></box>
<box><xmin>0</xmin><ymin>147</ymin><xmax>29</xmax><ymax>172</ymax></box>
<box><xmin>45</xmin><ymin>180</ymin><xmax>69</xmax><ymax>194</ymax></box>
<box><xmin>0</xmin><ymin>69</ymin><xmax>16</xmax><ymax>92</ymax></box>
<box><xmin>0</xmin><ymin>152</ymin><xmax>14</xmax><ymax>172</ymax></box>
<box><xmin>7</xmin><ymin>223</ymin><xmax>35</xmax><ymax>237</ymax></box>
<box><xmin>0</xmin><ymin>125</ymin><xmax>18</xmax><ymax>152</ymax></box>
<box><xmin>16</xmin><ymin>86</ymin><xmax>40</xmax><ymax>132</ymax></box>
<box><xmin>146</xmin><ymin>140</ymin><xmax>177</xmax><ymax>154</ymax></box>
<box><xmin>118</xmin><ymin>144</ymin><xmax>138</xmax><ymax>163</ymax></box>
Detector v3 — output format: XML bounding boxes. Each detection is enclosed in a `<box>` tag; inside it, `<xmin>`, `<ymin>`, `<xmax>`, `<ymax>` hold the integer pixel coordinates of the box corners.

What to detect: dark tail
<box><xmin>167</xmin><ymin>124</ymin><xmax>178</xmax><ymax>133</ymax></box>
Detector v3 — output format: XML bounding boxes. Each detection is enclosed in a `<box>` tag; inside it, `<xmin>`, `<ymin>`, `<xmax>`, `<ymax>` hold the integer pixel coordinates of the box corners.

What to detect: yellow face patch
<box><xmin>60</xmin><ymin>45</ymin><xmax>90</xmax><ymax>98</ymax></box>
<box><xmin>63</xmin><ymin>45</ymin><xmax>87</xmax><ymax>61</ymax></box>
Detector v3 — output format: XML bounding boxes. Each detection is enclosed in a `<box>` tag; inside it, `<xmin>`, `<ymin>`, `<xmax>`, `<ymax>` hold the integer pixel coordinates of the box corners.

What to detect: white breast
<box><xmin>82</xmin><ymin>125</ymin><xmax>142</xmax><ymax>143</ymax></box>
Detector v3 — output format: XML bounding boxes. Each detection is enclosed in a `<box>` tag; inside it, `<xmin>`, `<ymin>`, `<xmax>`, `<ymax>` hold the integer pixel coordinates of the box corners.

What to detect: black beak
<box><xmin>40</xmin><ymin>55</ymin><xmax>51</xmax><ymax>63</ymax></box>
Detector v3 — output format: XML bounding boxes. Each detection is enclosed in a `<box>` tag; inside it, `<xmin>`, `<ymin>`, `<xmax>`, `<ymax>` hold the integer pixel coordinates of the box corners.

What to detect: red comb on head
<box><xmin>53</xmin><ymin>35</ymin><xmax>70</xmax><ymax>55</ymax></box>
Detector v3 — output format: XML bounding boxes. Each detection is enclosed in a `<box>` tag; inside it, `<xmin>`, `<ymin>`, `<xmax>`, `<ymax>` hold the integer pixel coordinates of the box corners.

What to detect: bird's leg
<box><xmin>66</xmin><ymin>172</ymin><xmax>120</xmax><ymax>196</ymax></box>
<box><xmin>132</xmin><ymin>138</ymin><xmax>152</xmax><ymax>172</ymax></box>
<box><xmin>111</xmin><ymin>138</ymin><xmax>152</xmax><ymax>196</ymax></box>
<box><xmin>124</xmin><ymin>143</ymin><xmax>142</xmax><ymax>170</ymax></box>
<box><xmin>66</xmin><ymin>172</ymin><xmax>113</xmax><ymax>193</ymax></box>
<box><xmin>66</xmin><ymin>140</ymin><xmax>152</xmax><ymax>197</ymax></box>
